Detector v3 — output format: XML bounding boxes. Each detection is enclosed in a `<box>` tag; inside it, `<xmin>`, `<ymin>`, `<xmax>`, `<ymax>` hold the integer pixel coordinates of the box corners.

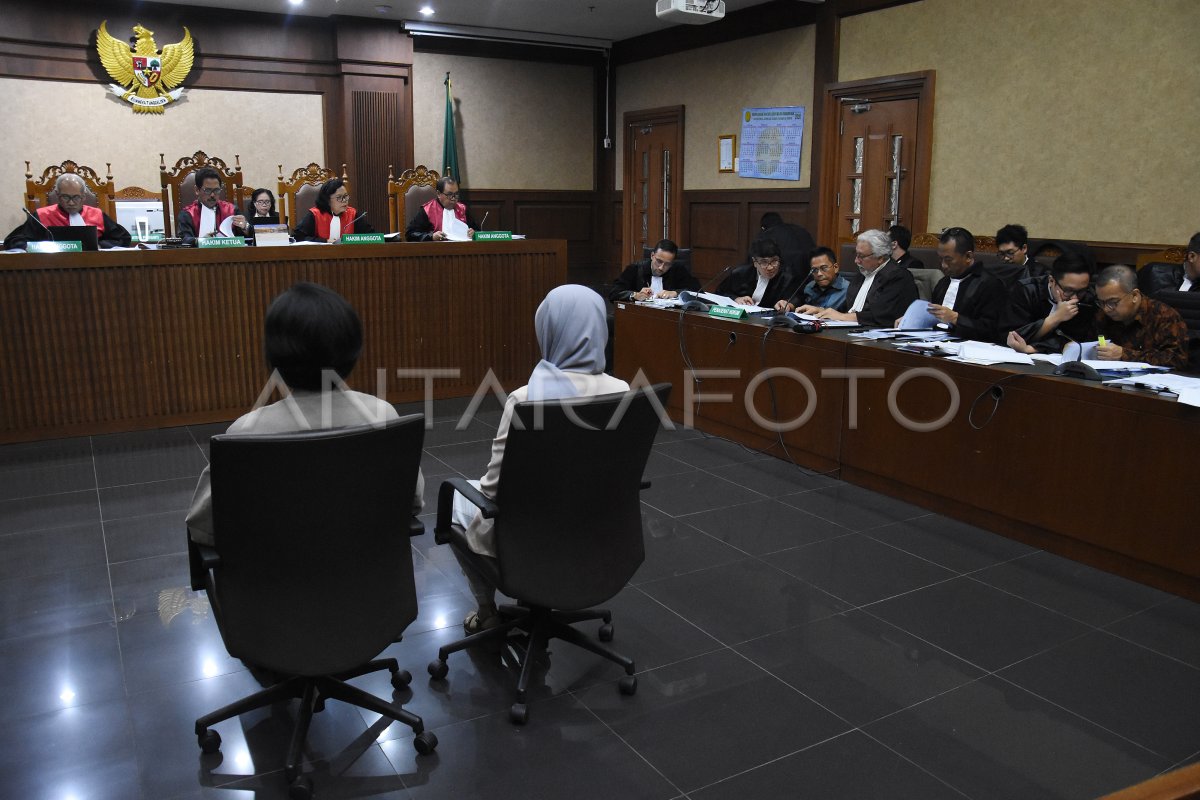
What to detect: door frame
<box><xmin>816</xmin><ymin>71</ymin><xmax>934</xmax><ymax>247</ymax></box>
<box><xmin>622</xmin><ymin>105</ymin><xmax>685</xmax><ymax>264</ymax></box>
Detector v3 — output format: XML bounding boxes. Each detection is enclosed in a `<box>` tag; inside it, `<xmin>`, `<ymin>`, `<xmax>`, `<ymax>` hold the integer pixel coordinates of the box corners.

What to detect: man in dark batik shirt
<box><xmin>1094</xmin><ymin>265</ymin><xmax>1188</xmax><ymax>369</ymax></box>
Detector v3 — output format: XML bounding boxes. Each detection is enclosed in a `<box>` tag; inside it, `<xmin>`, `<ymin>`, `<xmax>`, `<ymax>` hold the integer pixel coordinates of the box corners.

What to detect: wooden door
<box><xmin>623</xmin><ymin>107</ymin><xmax>684</xmax><ymax>264</ymax></box>
<box><xmin>836</xmin><ymin>98</ymin><xmax>919</xmax><ymax>240</ymax></box>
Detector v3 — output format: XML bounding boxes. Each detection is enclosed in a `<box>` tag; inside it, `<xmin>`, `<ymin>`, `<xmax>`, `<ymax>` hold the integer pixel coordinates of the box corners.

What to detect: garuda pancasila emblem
<box><xmin>96</xmin><ymin>21</ymin><xmax>194</xmax><ymax>114</ymax></box>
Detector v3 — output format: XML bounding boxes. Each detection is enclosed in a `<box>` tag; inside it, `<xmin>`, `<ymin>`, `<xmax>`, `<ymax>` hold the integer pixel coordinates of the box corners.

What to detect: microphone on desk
<box><xmin>479</xmin><ymin>211</ymin><xmax>488</xmax><ymax>231</ymax></box>
<box><xmin>1053</xmin><ymin>330</ymin><xmax>1102</xmax><ymax>381</ymax></box>
<box><xmin>21</xmin><ymin>207</ymin><xmax>56</xmax><ymax>242</ymax></box>
<box><xmin>350</xmin><ymin>210</ymin><xmax>368</xmax><ymax>226</ymax></box>
<box><xmin>680</xmin><ymin>264</ymin><xmax>737</xmax><ymax>312</ymax></box>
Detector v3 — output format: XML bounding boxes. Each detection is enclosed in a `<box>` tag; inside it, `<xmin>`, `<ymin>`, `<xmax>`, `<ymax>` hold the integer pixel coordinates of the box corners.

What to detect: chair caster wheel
<box><xmin>413</xmin><ymin>730</ymin><xmax>438</xmax><ymax>754</ymax></box>
<box><xmin>427</xmin><ymin>659</ymin><xmax>449</xmax><ymax>680</ymax></box>
<box><xmin>392</xmin><ymin>669</ymin><xmax>413</xmax><ymax>689</ymax></box>
<box><xmin>598</xmin><ymin>623</ymin><xmax>614</xmax><ymax>642</ymax></box>
<box><xmin>509</xmin><ymin>703</ymin><xmax>529</xmax><ymax>725</ymax></box>
<box><xmin>198</xmin><ymin>728</ymin><xmax>221</xmax><ymax>753</ymax></box>
<box><xmin>289</xmin><ymin>774</ymin><xmax>313</xmax><ymax>800</ymax></box>
<box><xmin>619</xmin><ymin>675</ymin><xmax>637</xmax><ymax>695</ymax></box>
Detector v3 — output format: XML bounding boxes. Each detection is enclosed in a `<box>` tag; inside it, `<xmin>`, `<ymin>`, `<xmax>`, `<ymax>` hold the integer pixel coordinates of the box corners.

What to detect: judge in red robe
<box><xmin>293</xmin><ymin>178</ymin><xmax>376</xmax><ymax>243</ymax></box>
<box><xmin>404</xmin><ymin>176</ymin><xmax>476</xmax><ymax>242</ymax></box>
<box><xmin>177</xmin><ymin>167</ymin><xmax>248</xmax><ymax>247</ymax></box>
<box><xmin>4</xmin><ymin>173</ymin><xmax>131</xmax><ymax>250</ymax></box>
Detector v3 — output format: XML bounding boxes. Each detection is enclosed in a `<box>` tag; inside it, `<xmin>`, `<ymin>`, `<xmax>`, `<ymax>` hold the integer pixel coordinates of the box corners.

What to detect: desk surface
<box><xmin>0</xmin><ymin>240</ymin><xmax>567</xmax><ymax>442</ymax></box>
<box><xmin>614</xmin><ymin>302</ymin><xmax>1200</xmax><ymax>600</ymax></box>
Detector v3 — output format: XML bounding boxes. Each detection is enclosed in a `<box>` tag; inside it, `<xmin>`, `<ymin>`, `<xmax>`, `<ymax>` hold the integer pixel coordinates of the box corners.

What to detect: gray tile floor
<box><xmin>2</xmin><ymin>398</ymin><xmax>1199</xmax><ymax>799</ymax></box>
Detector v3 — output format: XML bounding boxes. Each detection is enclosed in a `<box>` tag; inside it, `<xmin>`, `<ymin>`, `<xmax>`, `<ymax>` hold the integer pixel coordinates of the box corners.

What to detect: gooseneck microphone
<box><xmin>680</xmin><ymin>263</ymin><xmax>737</xmax><ymax>312</ymax></box>
<box><xmin>22</xmin><ymin>207</ymin><xmax>56</xmax><ymax>241</ymax></box>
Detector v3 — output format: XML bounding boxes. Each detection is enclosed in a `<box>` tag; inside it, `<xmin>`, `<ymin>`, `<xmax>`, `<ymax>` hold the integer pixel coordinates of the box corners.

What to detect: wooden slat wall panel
<box><xmin>352</xmin><ymin>90</ymin><xmax>403</xmax><ymax>234</ymax></box>
<box><xmin>0</xmin><ymin>241</ymin><xmax>566</xmax><ymax>443</ymax></box>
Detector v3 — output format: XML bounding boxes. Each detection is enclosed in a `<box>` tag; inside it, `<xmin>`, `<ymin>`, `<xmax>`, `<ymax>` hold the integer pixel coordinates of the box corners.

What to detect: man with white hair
<box><xmin>4</xmin><ymin>173</ymin><xmax>131</xmax><ymax>250</ymax></box>
<box><xmin>801</xmin><ymin>228</ymin><xmax>918</xmax><ymax>327</ymax></box>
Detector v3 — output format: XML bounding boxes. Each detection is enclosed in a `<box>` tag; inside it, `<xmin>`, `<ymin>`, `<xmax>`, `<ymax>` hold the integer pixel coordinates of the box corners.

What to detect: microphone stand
<box><xmin>22</xmin><ymin>207</ymin><xmax>56</xmax><ymax>242</ymax></box>
<box><xmin>680</xmin><ymin>263</ymin><xmax>737</xmax><ymax>311</ymax></box>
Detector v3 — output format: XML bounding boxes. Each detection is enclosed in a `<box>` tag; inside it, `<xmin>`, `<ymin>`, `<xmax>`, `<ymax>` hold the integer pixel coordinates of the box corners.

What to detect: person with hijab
<box><xmin>451</xmin><ymin>284</ymin><xmax>629</xmax><ymax>633</ymax></box>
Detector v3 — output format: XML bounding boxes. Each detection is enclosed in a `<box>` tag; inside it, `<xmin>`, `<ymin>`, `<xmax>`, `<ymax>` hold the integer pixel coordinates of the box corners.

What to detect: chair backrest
<box><xmin>159</xmin><ymin>151</ymin><xmax>246</xmax><ymax>237</ymax></box>
<box><xmin>640</xmin><ymin>245</ymin><xmax>693</xmax><ymax>274</ymax></box>
<box><xmin>25</xmin><ymin>159</ymin><xmax>117</xmax><ymax>218</ymax></box>
<box><xmin>209</xmin><ymin>416</ymin><xmax>425</xmax><ymax>675</ymax></box>
<box><xmin>1155</xmin><ymin>289</ymin><xmax>1200</xmax><ymax>373</ymax></box>
<box><xmin>277</xmin><ymin>162</ymin><xmax>348</xmax><ymax>228</ymax></box>
<box><xmin>1140</xmin><ymin>262</ymin><xmax>1184</xmax><ymax>296</ymax></box>
<box><xmin>492</xmin><ymin>384</ymin><xmax>672</xmax><ymax>610</ymax></box>
<box><xmin>387</xmin><ymin>165</ymin><xmax>439</xmax><ymax>235</ymax></box>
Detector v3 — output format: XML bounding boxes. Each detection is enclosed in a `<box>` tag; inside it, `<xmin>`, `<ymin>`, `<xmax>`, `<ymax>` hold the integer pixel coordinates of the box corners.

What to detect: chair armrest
<box><xmin>435</xmin><ymin>477</ymin><xmax>499</xmax><ymax>543</ymax></box>
<box><xmin>640</xmin><ymin>480</ymin><xmax>652</xmax><ymax>491</ymax></box>
<box><xmin>187</xmin><ymin>534</ymin><xmax>220</xmax><ymax>592</ymax></box>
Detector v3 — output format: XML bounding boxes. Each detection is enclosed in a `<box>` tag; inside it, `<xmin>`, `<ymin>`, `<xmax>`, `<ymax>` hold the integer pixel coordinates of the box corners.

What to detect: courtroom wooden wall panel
<box><xmin>351</xmin><ymin>88</ymin><xmax>408</xmax><ymax>232</ymax></box>
<box><xmin>682</xmin><ymin>189</ymin><xmax>815</xmax><ymax>283</ymax></box>
<box><xmin>839</xmin><ymin>343</ymin><xmax>1200</xmax><ymax>595</ymax></box>
<box><xmin>0</xmin><ymin>241</ymin><xmax>566</xmax><ymax>443</ymax></box>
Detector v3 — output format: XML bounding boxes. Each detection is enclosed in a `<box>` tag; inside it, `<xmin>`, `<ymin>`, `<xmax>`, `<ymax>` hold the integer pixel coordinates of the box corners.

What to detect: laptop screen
<box><xmin>46</xmin><ymin>225</ymin><xmax>100</xmax><ymax>251</ymax></box>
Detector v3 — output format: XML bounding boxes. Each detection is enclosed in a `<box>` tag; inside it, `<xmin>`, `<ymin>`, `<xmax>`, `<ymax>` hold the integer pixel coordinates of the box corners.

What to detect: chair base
<box><xmin>195</xmin><ymin>658</ymin><xmax>435</xmax><ymax>788</ymax></box>
<box><xmin>427</xmin><ymin>604</ymin><xmax>637</xmax><ymax>724</ymax></box>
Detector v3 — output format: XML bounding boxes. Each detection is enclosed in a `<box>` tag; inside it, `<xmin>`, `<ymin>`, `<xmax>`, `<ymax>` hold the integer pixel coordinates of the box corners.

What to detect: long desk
<box><xmin>614</xmin><ymin>302</ymin><xmax>1200</xmax><ymax>600</ymax></box>
<box><xmin>0</xmin><ymin>240</ymin><xmax>566</xmax><ymax>443</ymax></box>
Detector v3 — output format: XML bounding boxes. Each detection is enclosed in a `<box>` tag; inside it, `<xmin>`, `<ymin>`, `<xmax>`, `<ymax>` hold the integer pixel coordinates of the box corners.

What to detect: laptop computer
<box><xmin>46</xmin><ymin>225</ymin><xmax>100</xmax><ymax>251</ymax></box>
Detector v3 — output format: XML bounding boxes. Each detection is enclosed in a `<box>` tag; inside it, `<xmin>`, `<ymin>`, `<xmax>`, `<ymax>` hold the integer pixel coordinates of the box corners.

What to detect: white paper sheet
<box><xmin>442</xmin><ymin>215</ymin><xmax>471</xmax><ymax>241</ymax></box>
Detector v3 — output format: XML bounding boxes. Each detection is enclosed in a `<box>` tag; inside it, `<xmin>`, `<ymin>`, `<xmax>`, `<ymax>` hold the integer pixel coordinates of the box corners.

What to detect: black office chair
<box><xmin>427</xmin><ymin>383</ymin><xmax>672</xmax><ymax>724</ymax></box>
<box><xmin>1155</xmin><ymin>289</ymin><xmax>1200</xmax><ymax>373</ymax></box>
<box><xmin>189</xmin><ymin>417</ymin><xmax>436</xmax><ymax>799</ymax></box>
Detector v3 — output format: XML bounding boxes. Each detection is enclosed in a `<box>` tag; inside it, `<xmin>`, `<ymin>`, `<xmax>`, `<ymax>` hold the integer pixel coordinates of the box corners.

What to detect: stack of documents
<box><xmin>1105</xmin><ymin>373</ymin><xmax>1200</xmax><ymax>407</ymax></box>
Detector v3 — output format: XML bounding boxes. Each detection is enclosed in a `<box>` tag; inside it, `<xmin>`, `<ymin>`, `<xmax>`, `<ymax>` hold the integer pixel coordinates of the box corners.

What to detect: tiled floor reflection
<box><xmin>1</xmin><ymin>405</ymin><xmax>1198</xmax><ymax>799</ymax></box>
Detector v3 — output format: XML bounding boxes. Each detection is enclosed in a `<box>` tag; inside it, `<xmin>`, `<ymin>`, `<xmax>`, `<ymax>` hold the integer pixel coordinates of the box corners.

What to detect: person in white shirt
<box><xmin>450</xmin><ymin>284</ymin><xmax>629</xmax><ymax>634</ymax></box>
<box><xmin>186</xmin><ymin>282</ymin><xmax>424</xmax><ymax>547</ymax></box>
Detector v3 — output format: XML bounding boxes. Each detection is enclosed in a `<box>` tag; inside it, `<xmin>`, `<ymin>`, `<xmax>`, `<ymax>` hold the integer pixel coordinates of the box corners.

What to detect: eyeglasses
<box><xmin>651</xmin><ymin>255</ymin><xmax>674</xmax><ymax>267</ymax></box>
<box><xmin>253</xmin><ymin>198</ymin><xmax>273</xmax><ymax>206</ymax></box>
<box><xmin>854</xmin><ymin>251</ymin><xmax>880</xmax><ymax>262</ymax></box>
<box><xmin>997</xmin><ymin>247</ymin><xmax>1023</xmax><ymax>261</ymax></box>
<box><xmin>1097</xmin><ymin>294</ymin><xmax>1130</xmax><ymax>311</ymax></box>
<box><xmin>810</xmin><ymin>263</ymin><xmax>837</xmax><ymax>274</ymax></box>
<box><xmin>331</xmin><ymin>194</ymin><xmax>350</xmax><ymax>203</ymax></box>
<box><xmin>199</xmin><ymin>186</ymin><xmax>222</xmax><ymax>196</ymax></box>
<box><xmin>440</xmin><ymin>191</ymin><xmax>460</xmax><ymax>200</ymax></box>
<box><xmin>752</xmin><ymin>258</ymin><xmax>780</xmax><ymax>268</ymax></box>
<box><xmin>57</xmin><ymin>194</ymin><xmax>83</xmax><ymax>203</ymax></box>
<box><xmin>1051</xmin><ymin>279</ymin><xmax>1090</xmax><ymax>300</ymax></box>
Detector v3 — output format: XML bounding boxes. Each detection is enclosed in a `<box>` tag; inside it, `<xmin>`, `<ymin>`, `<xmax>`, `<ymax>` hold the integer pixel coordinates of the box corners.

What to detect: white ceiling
<box><xmin>145</xmin><ymin>0</ymin><xmax>780</xmax><ymax>44</ymax></box>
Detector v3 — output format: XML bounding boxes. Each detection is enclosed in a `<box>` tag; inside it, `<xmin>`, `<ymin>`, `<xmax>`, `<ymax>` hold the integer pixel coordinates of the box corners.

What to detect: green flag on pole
<box><xmin>442</xmin><ymin>72</ymin><xmax>460</xmax><ymax>184</ymax></box>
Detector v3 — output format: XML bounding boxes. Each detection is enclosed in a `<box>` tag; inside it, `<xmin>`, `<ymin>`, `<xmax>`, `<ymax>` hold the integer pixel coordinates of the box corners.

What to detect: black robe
<box><xmin>609</xmin><ymin>259</ymin><xmax>701</xmax><ymax>301</ymax></box>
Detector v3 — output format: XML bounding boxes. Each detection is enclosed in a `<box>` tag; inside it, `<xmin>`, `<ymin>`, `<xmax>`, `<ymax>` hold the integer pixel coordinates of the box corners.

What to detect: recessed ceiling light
<box><xmin>419</xmin><ymin>5</ymin><xmax>435</xmax><ymax>16</ymax></box>
<box><xmin>288</xmin><ymin>0</ymin><xmax>303</xmax><ymax>6</ymax></box>
<box><xmin>376</xmin><ymin>4</ymin><xmax>392</xmax><ymax>12</ymax></box>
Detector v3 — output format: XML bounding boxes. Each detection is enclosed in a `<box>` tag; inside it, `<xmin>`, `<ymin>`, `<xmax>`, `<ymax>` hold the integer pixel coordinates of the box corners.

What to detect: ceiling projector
<box><xmin>655</xmin><ymin>0</ymin><xmax>726</xmax><ymax>24</ymax></box>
